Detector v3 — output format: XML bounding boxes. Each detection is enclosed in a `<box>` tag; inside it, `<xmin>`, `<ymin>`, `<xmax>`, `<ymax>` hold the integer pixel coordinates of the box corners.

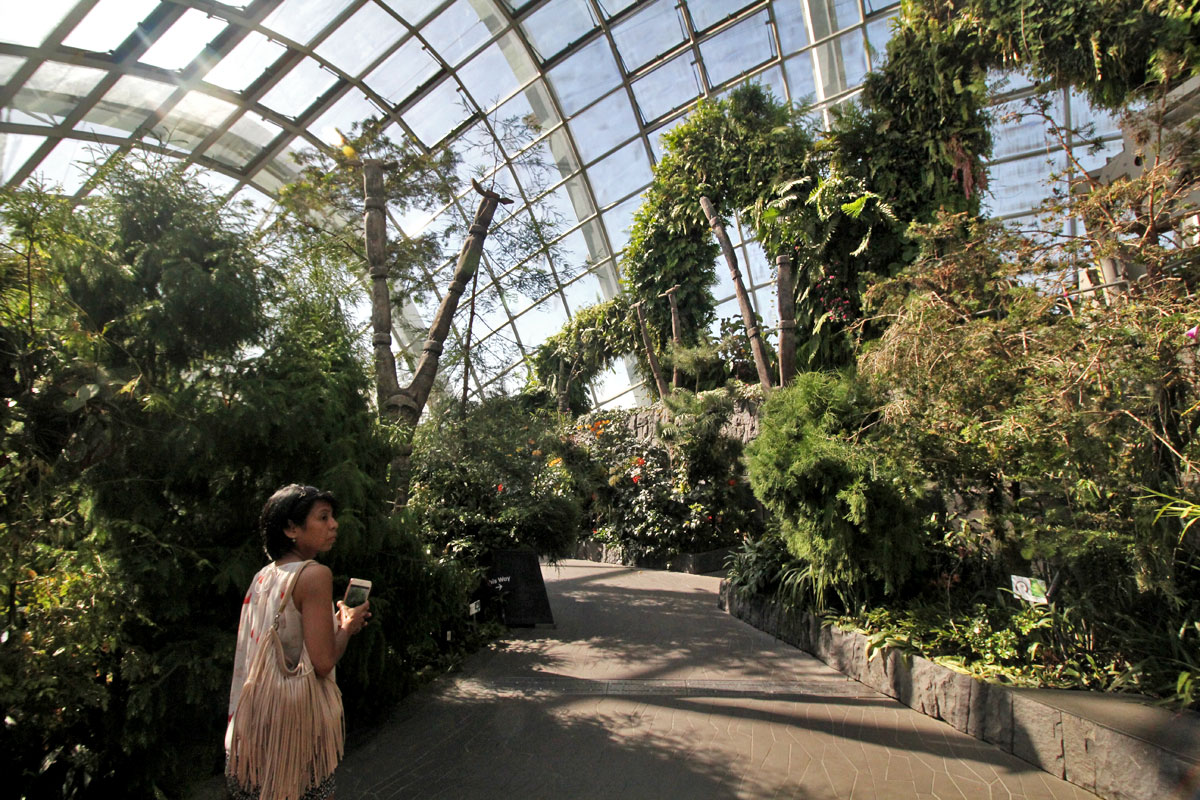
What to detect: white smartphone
<box><xmin>343</xmin><ymin>578</ymin><xmax>372</xmax><ymax>608</ymax></box>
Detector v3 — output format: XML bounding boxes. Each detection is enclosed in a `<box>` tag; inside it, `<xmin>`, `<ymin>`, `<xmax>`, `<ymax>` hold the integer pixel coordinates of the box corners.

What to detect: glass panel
<box><xmin>866</xmin><ymin>11</ymin><xmax>898</xmax><ymax>68</ymax></box>
<box><xmin>263</xmin><ymin>0</ymin><xmax>352</xmax><ymax>45</ymax></box>
<box><xmin>517</xmin><ymin>79</ymin><xmax>560</xmax><ymax>129</ymax></box>
<box><xmin>421</xmin><ymin>0</ymin><xmax>499</xmax><ymax>67</ymax></box>
<box><xmin>597</xmin><ymin>0</ymin><xmax>639</xmax><ymax>17</ymax></box>
<box><xmin>548</xmin><ymin>36</ymin><xmax>622</xmax><ymax>116</ymax></box>
<box><xmin>552</xmin><ymin>226</ymin><xmax>599</xmax><ymax>277</ymax></box>
<box><xmin>522</xmin><ymin>0</ymin><xmax>596</xmax><ymax>61</ymax></box>
<box><xmin>561</xmin><ymin>267</ymin><xmax>604</xmax><ymax>312</ymax></box>
<box><xmin>365</xmin><ymin>38</ymin><xmax>440</xmax><ymax>106</ymax></box>
<box><xmin>776</xmin><ymin>0</ymin><xmax>811</xmax><ymax>54</ymax></box>
<box><xmin>514</xmin><ymin>297</ymin><xmax>570</xmax><ymax>349</ymax></box>
<box><xmin>259</xmin><ymin>57</ymin><xmax>337</xmax><ymax>118</ymax></box>
<box><xmin>81</xmin><ymin>75</ymin><xmax>174</xmax><ymax>134</ymax></box>
<box><xmin>589</xmin><ymin>140</ymin><xmax>652</xmax><ymax>207</ymax></box>
<box><xmin>544</xmin><ymin>127</ymin><xmax>581</xmax><ymax>178</ymax></box>
<box><xmin>578</xmin><ymin>217</ymin><xmax>611</xmax><ymax>263</ymax></box>
<box><xmin>208</xmin><ymin>111</ymin><xmax>282</xmax><ymax>169</ymax></box>
<box><xmin>458</xmin><ymin>41</ymin><xmax>523</xmax><ymax>113</ymax></box>
<box><xmin>568</xmin><ymin>90</ymin><xmax>638</xmax><ymax>164</ymax></box>
<box><xmin>601</xmin><ymin>193</ymin><xmax>642</xmax><ymax>252</ymax></box>
<box><xmin>203</xmin><ymin>31</ymin><xmax>286</xmax><ymax>92</ymax></box>
<box><xmin>311</xmin><ymin>90</ymin><xmax>381</xmax><ymax>144</ymax></box>
<box><xmin>139</xmin><ymin>9</ymin><xmax>227</xmax><ymax>71</ymax></box>
<box><xmin>687</xmin><ymin>0</ymin><xmax>756</xmax><ymax>32</ymax></box>
<box><xmin>29</xmin><ymin>138</ymin><xmax>107</xmax><ymax>194</ymax></box>
<box><xmin>785</xmin><ymin>52</ymin><xmax>818</xmax><ymax>105</ymax></box>
<box><xmin>455</xmin><ymin>120</ymin><xmax>501</xmax><ymax>183</ymax></box>
<box><xmin>611</xmin><ymin>0</ymin><xmax>685</xmax><ymax>72</ymax></box>
<box><xmin>865</xmin><ymin>0</ymin><xmax>902</xmax><ymax>13</ymax></box>
<box><xmin>814</xmin><ymin>29</ymin><xmax>868</xmax><ymax>98</ymax></box>
<box><xmin>512</xmin><ymin>139</ymin><xmax>567</xmax><ymax>196</ymax></box>
<box><xmin>380</xmin><ymin>0</ymin><xmax>438</xmax><ymax>25</ymax></box>
<box><xmin>1</xmin><ymin>134</ymin><xmax>45</xmax><ymax>184</ymax></box>
<box><xmin>186</xmin><ymin>163</ymin><xmax>242</xmax><ymax>196</ymax></box>
<box><xmin>315</xmin><ymin>2</ymin><xmax>405</xmax><ymax>77</ymax></box>
<box><xmin>698</xmin><ymin>10</ymin><xmax>773</xmax><ymax>88</ymax></box>
<box><xmin>0</xmin><ymin>55</ymin><xmax>24</xmax><ymax>85</ymax></box>
<box><xmin>631</xmin><ymin>53</ymin><xmax>700</xmax><ymax>122</ymax></box>
<box><xmin>2</xmin><ymin>0</ymin><xmax>75</xmax><ymax>47</ymax></box>
<box><xmin>1068</xmin><ymin>89</ymin><xmax>1122</xmax><ymax>141</ymax></box>
<box><xmin>990</xmin><ymin>94</ymin><xmax>1064</xmax><ymax>160</ymax></box>
<box><xmin>402</xmin><ymin>78</ymin><xmax>469</xmax><ymax>147</ymax></box>
<box><xmin>15</xmin><ymin>62</ymin><xmax>109</xmax><ymax>127</ymax></box>
<box><xmin>561</xmin><ymin>173</ymin><xmax>597</xmax><ymax>221</ymax></box>
<box><xmin>153</xmin><ymin>91</ymin><xmax>238</xmax><ymax>153</ymax></box>
<box><xmin>809</xmin><ymin>0</ymin><xmax>862</xmax><ymax>40</ymax></box>
<box><xmin>62</xmin><ymin>0</ymin><xmax>157</xmax><ymax>52</ymax></box>
<box><xmin>984</xmin><ymin>153</ymin><xmax>1063</xmax><ymax>218</ymax></box>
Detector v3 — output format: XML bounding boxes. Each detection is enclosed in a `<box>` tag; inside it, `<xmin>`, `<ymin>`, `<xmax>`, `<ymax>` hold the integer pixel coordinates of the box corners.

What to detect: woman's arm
<box><xmin>293</xmin><ymin>563</ymin><xmax>370</xmax><ymax>678</ymax></box>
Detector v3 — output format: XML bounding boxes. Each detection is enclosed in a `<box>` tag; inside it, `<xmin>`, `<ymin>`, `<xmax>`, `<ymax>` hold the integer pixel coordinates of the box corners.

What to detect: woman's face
<box><xmin>286</xmin><ymin>500</ymin><xmax>338</xmax><ymax>558</ymax></box>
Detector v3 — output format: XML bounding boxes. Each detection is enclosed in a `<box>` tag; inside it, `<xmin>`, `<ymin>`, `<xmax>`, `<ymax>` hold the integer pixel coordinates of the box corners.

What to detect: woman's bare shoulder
<box><xmin>294</xmin><ymin>562</ymin><xmax>333</xmax><ymax>596</ymax></box>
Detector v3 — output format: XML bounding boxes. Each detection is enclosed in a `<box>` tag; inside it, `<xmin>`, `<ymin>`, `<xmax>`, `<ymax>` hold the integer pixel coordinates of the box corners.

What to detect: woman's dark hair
<box><xmin>259</xmin><ymin>484</ymin><xmax>338</xmax><ymax>560</ymax></box>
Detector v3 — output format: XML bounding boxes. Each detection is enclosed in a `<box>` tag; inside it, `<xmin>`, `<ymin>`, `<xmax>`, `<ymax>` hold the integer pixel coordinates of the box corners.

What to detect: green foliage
<box><xmin>408</xmin><ymin>397</ymin><xmax>584</xmax><ymax>562</ymax></box>
<box><xmin>621</xmin><ymin>83</ymin><xmax>816</xmax><ymax>347</ymax></box>
<box><xmin>527</xmin><ymin>295</ymin><xmax>637</xmax><ymax>413</ymax></box>
<box><xmin>577</xmin><ymin>387</ymin><xmax>762</xmax><ymax>562</ymax></box>
<box><xmin>0</xmin><ymin>159</ymin><xmax>479</xmax><ymax>797</ymax></box>
<box><xmin>745</xmin><ymin>372</ymin><xmax>932</xmax><ymax>607</ymax></box>
<box><xmin>918</xmin><ymin>0</ymin><xmax>1200</xmax><ymax>109</ymax></box>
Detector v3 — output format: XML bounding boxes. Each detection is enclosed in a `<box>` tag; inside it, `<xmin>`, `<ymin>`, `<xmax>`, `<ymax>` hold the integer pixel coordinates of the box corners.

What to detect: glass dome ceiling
<box><xmin>1</xmin><ymin>0</ymin><xmax>1122</xmax><ymax>407</ymax></box>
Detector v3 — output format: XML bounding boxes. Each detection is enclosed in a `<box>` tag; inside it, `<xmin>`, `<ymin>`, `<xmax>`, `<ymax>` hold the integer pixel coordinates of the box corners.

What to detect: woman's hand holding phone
<box><xmin>337</xmin><ymin>598</ymin><xmax>371</xmax><ymax>635</ymax></box>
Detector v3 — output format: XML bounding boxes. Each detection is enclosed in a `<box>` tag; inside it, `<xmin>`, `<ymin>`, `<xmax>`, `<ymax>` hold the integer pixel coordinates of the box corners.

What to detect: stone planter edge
<box><xmin>718</xmin><ymin>580</ymin><xmax>1198</xmax><ymax>800</ymax></box>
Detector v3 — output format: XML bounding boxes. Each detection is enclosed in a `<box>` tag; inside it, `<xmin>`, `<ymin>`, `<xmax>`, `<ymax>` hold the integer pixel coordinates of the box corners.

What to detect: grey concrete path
<box><xmin>339</xmin><ymin>560</ymin><xmax>1098</xmax><ymax>799</ymax></box>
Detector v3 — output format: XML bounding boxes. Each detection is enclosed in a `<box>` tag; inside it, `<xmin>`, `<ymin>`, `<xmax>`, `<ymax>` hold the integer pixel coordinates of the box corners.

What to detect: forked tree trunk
<box><xmin>699</xmin><ymin>196</ymin><xmax>773</xmax><ymax>392</ymax></box>
<box><xmin>362</xmin><ymin>162</ymin><xmax>511</xmax><ymax>508</ymax></box>
<box><xmin>634</xmin><ymin>300</ymin><xmax>671</xmax><ymax>400</ymax></box>
<box><xmin>776</xmin><ymin>253</ymin><xmax>797</xmax><ymax>386</ymax></box>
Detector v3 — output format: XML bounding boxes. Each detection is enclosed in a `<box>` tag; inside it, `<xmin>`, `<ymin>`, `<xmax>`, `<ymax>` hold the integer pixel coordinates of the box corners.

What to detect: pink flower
<box><xmin>1186</xmin><ymin>325</ymin><xmax>1198</xmax><ymax>340</ymax></box>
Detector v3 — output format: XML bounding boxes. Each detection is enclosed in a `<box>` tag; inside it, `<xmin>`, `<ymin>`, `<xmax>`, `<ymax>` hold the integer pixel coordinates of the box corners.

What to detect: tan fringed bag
<box><xmin>227</xmin><ymin>561</ymin><xmax>345</xmax><ymax>800</ymax></box>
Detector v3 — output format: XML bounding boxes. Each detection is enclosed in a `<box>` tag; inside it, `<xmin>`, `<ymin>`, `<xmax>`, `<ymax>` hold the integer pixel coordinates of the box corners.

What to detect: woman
<box><xmin>225</xmin><ymin>484</ymin><xmax>372</xmax><ymax>800</ymax></box>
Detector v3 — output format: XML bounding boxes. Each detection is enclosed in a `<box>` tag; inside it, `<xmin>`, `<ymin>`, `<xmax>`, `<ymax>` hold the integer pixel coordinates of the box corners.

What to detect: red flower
<box><xmin>497</xmin><ymin>484</ymin><xmax>504</xmax><ymax>493</ymax></box>
<box><xmin>728</xmin><ymin>478</ymin><xmax>737</xmax><ymax>486</ymax></box>
<box><xmin>636</xmin><ymin>457</ymin><xmax>645</xmax><ymax>466</ymax></box>
<box><xmin>632</xmin><ymin>475</ymin><xmax>640</xmax><ymax>484</ymax></box>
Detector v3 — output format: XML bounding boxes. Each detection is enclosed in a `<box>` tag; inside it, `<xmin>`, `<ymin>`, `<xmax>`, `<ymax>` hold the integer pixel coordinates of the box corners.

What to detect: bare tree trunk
<box><xmin>634</xmin><ymin>300</ymin><xmax>671</xmax><ymax>400</ymax></box>
<box><xmin>361</xmin><ymin>166</ymin><xmax>512</xmax><ymax>509</ymax></box>
<box><xmin>699</xmin><ymin>196</ymin><xmax>773</xmax><ymax>392</ymax></box>
<box><xmin>663</xmin><ymin>284</ymin><xmax>682</xmax><ymax>389</ymax></box>
<box><xmin>776</xmin><ymin>253</ymin><xmax>797</xmax><ymax>386</ymax></box>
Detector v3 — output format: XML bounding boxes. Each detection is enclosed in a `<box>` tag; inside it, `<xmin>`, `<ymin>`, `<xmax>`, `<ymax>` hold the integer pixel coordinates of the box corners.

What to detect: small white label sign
<box><xmin>1011</xmin><ymin>575</ymin><xmax>1048</xmax><ymax>605</ymax></box>
<box><xmin>468</xmin><ymin>600</ymin><xmax>481</xmax><ymax>616</ymax></box>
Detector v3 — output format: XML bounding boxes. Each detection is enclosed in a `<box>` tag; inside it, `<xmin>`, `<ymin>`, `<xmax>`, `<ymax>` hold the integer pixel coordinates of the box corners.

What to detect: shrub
<box><xmin>745</xmin><ymin>371</ymin><xmax>932</xmax><ymax>608</ymax></box>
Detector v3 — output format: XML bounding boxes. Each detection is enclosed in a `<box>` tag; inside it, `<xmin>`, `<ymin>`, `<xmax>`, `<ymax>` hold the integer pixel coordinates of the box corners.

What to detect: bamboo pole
<box><xmin>633</xmin><ymin>300</ymin><xmax>671</xmax><ymax>400</ymax></box>
<box><xmin>699</xmin><ymin>196</ymin><xmax>773</xmax><ymax>391</ymax></box>
<box><xmin>661</xmin><ymin>284</ymin><xmax>682</xmax><ymax>388</ymax></box>
<box><xmin>776</xmin><ymin>253</ymin><xmax>797</xmax><ymax>386</ymax></box>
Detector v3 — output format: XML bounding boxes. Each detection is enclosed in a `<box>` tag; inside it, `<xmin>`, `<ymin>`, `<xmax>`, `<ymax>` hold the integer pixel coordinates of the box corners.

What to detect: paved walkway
<box><xmin>339</xmin><ymin>560</ymin><xmax>1098</xmax><ymax>799</ymax></box>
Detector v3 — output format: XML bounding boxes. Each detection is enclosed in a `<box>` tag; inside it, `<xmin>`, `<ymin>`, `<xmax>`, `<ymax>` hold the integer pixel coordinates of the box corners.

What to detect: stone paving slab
<box><xmin>339</xmin><ymin>560</ymin><xmax>1099</xmax><ymax>799</ymax></box>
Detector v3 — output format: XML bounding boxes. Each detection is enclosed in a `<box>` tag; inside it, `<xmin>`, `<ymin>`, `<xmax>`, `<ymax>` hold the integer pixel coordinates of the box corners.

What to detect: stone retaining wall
<box><xmin>719</xmin><ymin>583</ymin><xmax>1200</xmax><ymax>800</ymax></box>
<box><xmin>576</xmin><ymin>540</ymin><xmax>734</xmax><ymax>574</ymax></box>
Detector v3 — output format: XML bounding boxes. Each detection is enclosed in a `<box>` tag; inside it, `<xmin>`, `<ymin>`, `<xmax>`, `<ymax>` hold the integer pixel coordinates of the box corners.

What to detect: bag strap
<box><xmin>271</xmin><ymin>559</ymin><xmax>314</xmax><ymax>631</ymax></box>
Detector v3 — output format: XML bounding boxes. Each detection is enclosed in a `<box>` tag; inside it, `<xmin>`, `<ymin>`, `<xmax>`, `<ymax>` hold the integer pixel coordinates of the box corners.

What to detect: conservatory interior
<box><xmin>1</xmin><ymin>0</ymin><xmax>1198</xmax><ymax>798</ymax></box>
